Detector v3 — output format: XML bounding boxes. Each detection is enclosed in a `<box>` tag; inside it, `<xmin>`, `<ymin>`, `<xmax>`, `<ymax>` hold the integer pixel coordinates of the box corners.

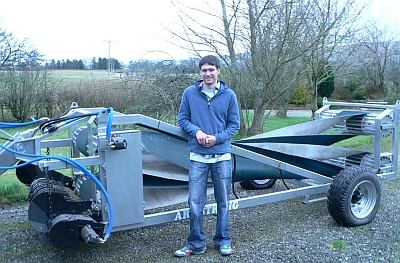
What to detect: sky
<box><xmin>0</xmin><ymin>0</ymin><xmax>188</xmax><ymax>64</ymax></box>
<box><xmin>0</xmin><ymin>0</ymin><xmax>398</xmax><ymax>65</ymax></box>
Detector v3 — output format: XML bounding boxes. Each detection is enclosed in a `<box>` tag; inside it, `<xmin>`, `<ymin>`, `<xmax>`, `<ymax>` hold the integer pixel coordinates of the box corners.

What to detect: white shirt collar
<box><xmin>200</xmin><ymin>81</ymin><xmax>220</xmax><ymax>91</ymax></box>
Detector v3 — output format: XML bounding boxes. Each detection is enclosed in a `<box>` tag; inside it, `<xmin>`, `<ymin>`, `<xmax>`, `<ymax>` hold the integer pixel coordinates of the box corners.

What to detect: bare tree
<box><xmin>302</xmin><ymin>0</ymin><xmax>369</xmax><ymax>118</ymax></box>
<box><xmin>352</xmin><ymin>21</ymin><xmax>394</xmax><ymax>98</ymax></box>
<box><xmin>386</xmin><ymin>41</ymin><xmax>400</xmax><ymax>95</ymax></box>
<box><xmin>125</xmin><ymin>58</ymin><xmax>196</xmax><ymax>124</ymax></box>
<box><xmin>0</xmin><ymin>69</ymin><xmax>45</xmax><ymax>122</ymax></box>
<box><xmin>169</xmin><ymin>0</ymin><xmax>316</xmax><ymax>135</ymax></box>
<box><xmin>243</xmin><ymin>1</ymin><xmax>313</xmax><ymax>134</ymax></box>
<box><xmin>0</xmin><ymin>25</ymin><xmax>27</xmax><ymax>69</ymax></box>
<box><xmin>1</xmin><ymin>24</ymin><xmax>29</xmax><ymax>120</ymax></box>
<box><xmin>0</xmin><ymin>43</ymin><xmax>50</xmax><ymax>122</ymax></box>
<box><xmin>168</xmin><ymin>0</ymin><xmax>372</xmax><ymax>135</ymax></box>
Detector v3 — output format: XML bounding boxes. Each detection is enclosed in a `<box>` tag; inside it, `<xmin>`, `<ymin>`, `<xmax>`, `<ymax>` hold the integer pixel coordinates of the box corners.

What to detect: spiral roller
<box><xmin>345</xmin><ymin>114</ymin><xmax>393</xmax><ymax>137</ymax></box>
<box><xmin>72</xmin><ymin>126</ymin><xmax>99</xmax><ymax>156</ymax></box>
<box><xmin>28</xmin><ymin>178</ymin><xmax>92</xmax><ymax>233</ymax></box>
<box><xmin>319</xmin><ymin>110</ymin><xmax>393</xmax><ymax>137</ymax></box>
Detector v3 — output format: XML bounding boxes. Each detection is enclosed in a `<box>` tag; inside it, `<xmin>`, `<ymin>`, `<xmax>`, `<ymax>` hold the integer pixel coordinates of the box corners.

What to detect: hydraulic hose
<box><xmin>0</xmin><ymin>118</ymin><xmax>47</xmax><ymax>129</ymax></box>
<box><xmin>38</xmin><ymin>113</ymin><xmax>98</xmax><ymax>134</ymax></box>
<box><xmin>0</xmin><ymin>142</ymin><xmax>114</xmax><ymax>242</ymax></box>
<box><xmin>0</xmin><ymin>107</ymin><xmax>116</xmax><ymax>241</ymax></box>
<box><xmin>101</xmin><ymin>107</ymin><xmax>114</xmax><ymax>140</ymax></box>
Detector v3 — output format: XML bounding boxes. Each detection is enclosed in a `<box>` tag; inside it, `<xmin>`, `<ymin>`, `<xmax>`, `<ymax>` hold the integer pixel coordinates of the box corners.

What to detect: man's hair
<box><xmin>199</xmin><ymin>55</ymin><xmax>220</xmax><ymax>69</ymax></box>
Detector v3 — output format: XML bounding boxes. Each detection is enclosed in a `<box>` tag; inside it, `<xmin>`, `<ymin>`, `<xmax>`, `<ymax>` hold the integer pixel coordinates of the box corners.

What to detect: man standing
<box><xmin>175</xmin><ymin>55</ymin><xmax>240</xmax><ymax>257</ymax></box>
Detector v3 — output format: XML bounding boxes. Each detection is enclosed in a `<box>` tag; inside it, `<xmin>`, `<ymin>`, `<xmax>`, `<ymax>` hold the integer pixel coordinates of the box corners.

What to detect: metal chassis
<box><xmin>2</xmin><ymin>99</ymin><xmax>399</xmax><ymax>233</ymax></box>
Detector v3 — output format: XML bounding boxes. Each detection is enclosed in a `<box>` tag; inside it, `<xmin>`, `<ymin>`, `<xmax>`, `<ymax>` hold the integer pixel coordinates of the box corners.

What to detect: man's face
<box><xmin>200</xmin><ymin>63</ymin><xmax>220</xmax><ymax>88</ymax></box>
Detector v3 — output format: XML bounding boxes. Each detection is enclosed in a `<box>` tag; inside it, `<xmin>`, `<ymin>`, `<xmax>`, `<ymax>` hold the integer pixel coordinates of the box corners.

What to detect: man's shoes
<box><xmin>174</xmin><ymin>246</ymin><xmax>206</xmax><ymax>257</ymax></box>
<box><xmin>219</xmin><ymin>244</ymin><xmax>232</xmax><ymax>256</ymax></box>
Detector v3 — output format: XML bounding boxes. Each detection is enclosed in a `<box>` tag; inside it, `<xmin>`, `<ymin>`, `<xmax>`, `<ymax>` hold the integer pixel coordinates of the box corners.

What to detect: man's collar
<box><xmin>199</xmin><ymin>81</ymin><xmax>220</xmax><ymax>90</ymax></box>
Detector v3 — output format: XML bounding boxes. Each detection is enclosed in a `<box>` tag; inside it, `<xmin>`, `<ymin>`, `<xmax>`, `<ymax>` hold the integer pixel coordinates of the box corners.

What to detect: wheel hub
<box><xmin>350</xmin><ymin>180</ymin><xmax>377</xmax><ymax>219</ymax></box>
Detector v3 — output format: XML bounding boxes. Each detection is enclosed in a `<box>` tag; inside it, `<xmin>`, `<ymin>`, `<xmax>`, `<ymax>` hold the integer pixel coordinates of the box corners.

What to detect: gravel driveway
<box><xmin>266</xmin><ymin>110</ymin><xmax>312</xmax><ymax>118</ymax></box>
<box><xmin>1</xmin><ymin>176</ymin><xmax>400</xmax><ymax>263</ymax></box>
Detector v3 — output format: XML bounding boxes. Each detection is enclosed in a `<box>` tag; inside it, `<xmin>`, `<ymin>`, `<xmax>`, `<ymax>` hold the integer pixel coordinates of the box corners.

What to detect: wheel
<box><xmin>240</xmin><ymin>179</ymin><xmax>277</xmax><ymax>190</ymax></box>
<box><xmin>327</xmin><ymin>166</ymin><xmax>381</xmax><ymax>226</ymax></box>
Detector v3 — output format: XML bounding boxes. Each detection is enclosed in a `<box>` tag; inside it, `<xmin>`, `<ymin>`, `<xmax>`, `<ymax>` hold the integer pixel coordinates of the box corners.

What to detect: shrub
<box><xmin>56</xmin><ymin>80</ymin><xmax>135</xmax><ymax>113</ymax></box>
<box><xmin>352</xmin><ymin>89</ymin><xmax>366</xmax><ymax>100</ymax></box>
<box><xmin>384</xmin><ymin>94</ymin><xmax>400</xmax><ymax>105</ymax></box>
<box><xmin>290</xmin><ymin>83</ymin><xmax>310</xmax><ymax>105</ymax></box>
<box><xmin>343</xmin><ymin>78</ymin><xmax>362</xmax><ymax>94</ymax></box>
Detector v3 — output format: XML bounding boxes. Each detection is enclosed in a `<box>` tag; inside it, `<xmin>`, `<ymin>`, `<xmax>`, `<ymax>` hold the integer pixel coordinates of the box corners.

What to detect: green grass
<box><xmin>0</xmin><ymin>174</ymin><xmax>29</xmax><ymax>204</ymax></box>
<box><xmin>329</xmin><ymin>239</ymin><xmax>347</xmax><ymax>250</ymax></box>
<box><xmin>263</xmin><ymin>116</ymin><xmax>310</xmax><ymax>132</ymax></box>
<box><xmin>241</xmin><ymin>111</ymin><xmax>310</xmax><ymax>133</ymax></box>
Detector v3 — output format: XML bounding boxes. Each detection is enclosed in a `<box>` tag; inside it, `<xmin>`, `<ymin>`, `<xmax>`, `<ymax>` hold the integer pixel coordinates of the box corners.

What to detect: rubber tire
<box><xmin>327</xmin><ymin>166</ymin><xmax>381</xmax><ymax>227</ymax></box>
<box><xmin>240</xmin><ymin>179</ymin><xmax>277</xmax><ymax>190</ymax></box>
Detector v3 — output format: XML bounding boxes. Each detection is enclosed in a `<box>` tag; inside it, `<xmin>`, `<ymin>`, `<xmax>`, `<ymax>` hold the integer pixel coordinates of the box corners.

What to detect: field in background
<box><xmin>51</xmin><ymin>70</ymin><xmax>121</xmax><ymax>82</ymax></box>
<box><xmin>52</xmin><ymin>69</ymin><xmax>106</xmax><ymax>79</ymax></box>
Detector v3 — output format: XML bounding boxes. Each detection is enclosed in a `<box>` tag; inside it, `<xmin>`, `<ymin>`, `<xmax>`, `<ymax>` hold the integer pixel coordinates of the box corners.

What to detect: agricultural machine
<box><xmin>0</xmin><ymin>98</ymin><xmax>398</xmax><ymax>248</ymax></box>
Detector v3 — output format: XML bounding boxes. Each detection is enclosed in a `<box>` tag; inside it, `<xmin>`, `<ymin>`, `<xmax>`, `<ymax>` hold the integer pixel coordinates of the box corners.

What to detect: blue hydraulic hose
<box><xmin>0</xmin><ymin>119</ymin><xmax>43</xmax><ymax>129</ymax></box>
<box><xmin>101</xmin><ymin>107</ymin><xmax>114</xmax><ymax>140</ymax></box>
<box><xmin>0</xmin><ymin>143</ymin><xmax>114</xmax><ymax>241</ymax></box>
<box><xmin>107</xmin><ymin>108</ymin><xmax>114</xmax><ymax>140</ymax></box>
<box><xmin>1</xmin><ymin>108</ymin><xmax>116</xmax><ymax>240</ymax></box>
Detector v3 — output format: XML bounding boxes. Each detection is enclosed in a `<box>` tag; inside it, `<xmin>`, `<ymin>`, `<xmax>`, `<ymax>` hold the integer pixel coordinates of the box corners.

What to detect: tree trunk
<box><xmin>310</xmin><ymin>82</ymin><xmax>318</xmax><ymax>120</ymax></box>
<box><xmin>276</xmin><ymin>94</ymin><xmax>290</xmax><ymax>118</ymax></box>
<box><xmin>276</xmin><ymin>103</ymin><xmax>288</xmax><ymax>118</ymax></box>
<box><xmin>248</xmin><ymin>95</ymin><xmax>265</xmax><ymax>136</ymax></box>
<box><xmin>236</xmin><ymin>91</ymin><xmax>248</xmax><ymax>137</ymax></box>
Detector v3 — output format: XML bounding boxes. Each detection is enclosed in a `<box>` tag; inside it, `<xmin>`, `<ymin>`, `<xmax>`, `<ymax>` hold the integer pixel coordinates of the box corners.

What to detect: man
<box><xmin>175</xmin><ymin>55</ymin><xmax>240</xmax><ymax>257</ymax></box>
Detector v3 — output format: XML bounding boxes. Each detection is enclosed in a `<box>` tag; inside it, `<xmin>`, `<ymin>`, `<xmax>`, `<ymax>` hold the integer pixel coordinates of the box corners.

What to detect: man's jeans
<box><xmin>186</xmin><ymin>159</ymin><xmax>232</xmax><ymax>252</ymax></box>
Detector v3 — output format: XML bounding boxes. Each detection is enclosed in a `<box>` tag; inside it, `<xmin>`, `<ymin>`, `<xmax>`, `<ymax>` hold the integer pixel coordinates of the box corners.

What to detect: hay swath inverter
<box><xmin>0</xmin><ymin>98</ymin><xmax>399</xmax><ymax>248</ymax></box>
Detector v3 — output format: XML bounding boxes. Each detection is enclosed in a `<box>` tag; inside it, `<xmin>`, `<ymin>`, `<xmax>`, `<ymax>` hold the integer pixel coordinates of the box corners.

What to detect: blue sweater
<box><xmin>178</xmin><ymin>80</ymin><xmax>240</xmax><ymax>155</ymax></box>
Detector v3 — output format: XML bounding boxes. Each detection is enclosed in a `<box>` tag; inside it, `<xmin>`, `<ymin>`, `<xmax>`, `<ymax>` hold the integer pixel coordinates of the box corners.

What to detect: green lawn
<box><xmin>262</xmin><ymin>115</ymin><xmax>310</xmax><ymax>132</ymax></box>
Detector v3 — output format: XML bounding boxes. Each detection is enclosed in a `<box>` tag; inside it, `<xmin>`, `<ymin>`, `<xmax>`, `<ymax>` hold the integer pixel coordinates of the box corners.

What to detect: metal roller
<box><xmin>28</xmin><ymin>178</ymin><xmax>92</xmax><ymax>233</ymax></box>
<box><xmin>72</xmin><ymin>126</ymin><xmax>99</xmax><ymax>156</ymax></box>
<box><xmin>318</xmin><ymin>109</ymin><xmax>393</xmax><ymax>137</ymax></box>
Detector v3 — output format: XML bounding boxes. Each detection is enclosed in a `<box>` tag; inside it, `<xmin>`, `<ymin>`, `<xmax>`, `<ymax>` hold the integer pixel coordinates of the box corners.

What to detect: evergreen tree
<box><xmin>91</xmin><ymin>57</ymin><xmax>97</xmax><ymax>70</ymax></box>
<box><xmin>317</xmin><ymin>65</ymin><xmax>335</xmax><ymax>98</ymax></box>
<box><xmin>78</xmin><ymin>60</ymin><xmax>85</xmax><ymax>70</ymax></box>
